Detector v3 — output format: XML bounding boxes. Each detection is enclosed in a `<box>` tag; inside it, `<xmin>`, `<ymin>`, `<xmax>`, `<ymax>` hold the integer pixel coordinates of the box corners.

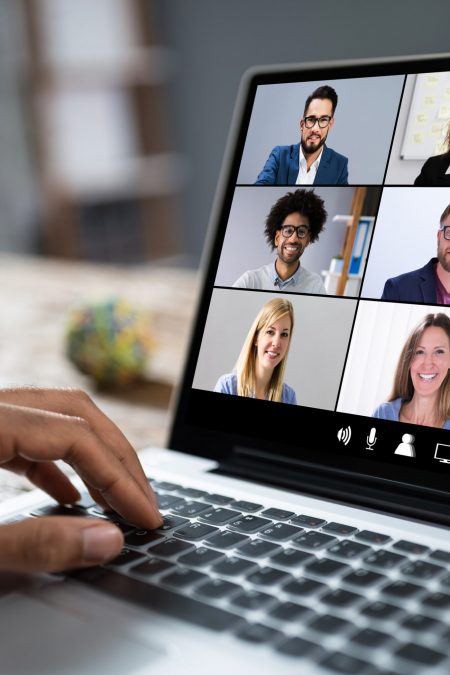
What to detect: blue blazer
<box><xmin>255</xmin><ymin>143</ymin><xmax>349</xmax><ymax>185</ymax></box>
<box><xmin>381</xmin><ymin>258</ymin><xmax>438</xmax><ymax>303</ymax></box>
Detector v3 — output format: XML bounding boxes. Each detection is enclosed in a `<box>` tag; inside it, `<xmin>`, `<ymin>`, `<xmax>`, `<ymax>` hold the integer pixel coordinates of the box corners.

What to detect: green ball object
<box><xmin>66</xmin><ymin>298</ymin><xmax>155</xmax><ymax>386</ymax></box>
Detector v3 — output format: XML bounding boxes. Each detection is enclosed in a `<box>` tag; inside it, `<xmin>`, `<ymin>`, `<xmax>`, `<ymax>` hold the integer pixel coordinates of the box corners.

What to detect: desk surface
<box><xmin>0</xmin><ymin>254</ymin><xmax>199</xmax><ymax>501</ymax></box>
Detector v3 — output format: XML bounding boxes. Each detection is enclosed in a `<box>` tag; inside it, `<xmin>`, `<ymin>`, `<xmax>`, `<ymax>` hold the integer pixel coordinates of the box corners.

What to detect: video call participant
<box><xmin>233</xmin><ymin>189</ymin><xmax>327</xmax><ymax>294</ymax></box>
<box><xmin>373</xmin><ymin>313</ymin><xmax>450</xmax><ymax>429</ymax></box>
<box><xmin>381</xmin><ymin>204</ymin><xmax>450</xmax><ymax>304</ymax></box>
<box><xmin>214</xmin><ymin>297</ymin><xmax>297</xmax><ymax>404</ymax></box>
<box><xmin>414</xmin><ymin>122</ymin><xmax>450</xmax><ymax>186</ymax></box>
<box><xmin>255</xmin><ymin>85</ymin><xmax>348</xmax><ymax>185</ymax></box>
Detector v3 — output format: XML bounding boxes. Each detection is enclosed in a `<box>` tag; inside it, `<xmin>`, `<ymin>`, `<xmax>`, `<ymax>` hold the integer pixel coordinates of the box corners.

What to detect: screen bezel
<box><xmin>169</xmin><ymin>54</ymin><xmax>450</xmax><ymax>504</ymax></box>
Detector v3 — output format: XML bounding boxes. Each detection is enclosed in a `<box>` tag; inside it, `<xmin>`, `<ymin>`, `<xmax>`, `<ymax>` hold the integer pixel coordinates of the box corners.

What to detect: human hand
<box><xmin>0</xmin><ymin>388</ymin><xmax>162</xmax><ymax>572</ymax></box>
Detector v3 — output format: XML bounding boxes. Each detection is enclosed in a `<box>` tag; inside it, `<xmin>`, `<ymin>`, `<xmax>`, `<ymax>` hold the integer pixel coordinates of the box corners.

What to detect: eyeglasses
<box><xmin>280</xmin><ymin>225</ymin><xmax>309</xmax><ymax>239</ymax></box>
<box><xmin>440</xmin><ymin>225</ymin><xmax>450</xmax><ymax>240</ymax></box>
<box><xmin>303</xmin><ymin>115</ymin><xmax>332</xmax><ymax>129</ymax></box>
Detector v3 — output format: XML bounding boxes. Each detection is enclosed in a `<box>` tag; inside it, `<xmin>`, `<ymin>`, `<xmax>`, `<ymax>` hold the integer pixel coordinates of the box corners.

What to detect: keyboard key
<box><xmin>195</xmin><ymin>578</ymin><xmax>241</xmax><ymax>600</ymax></box>
<box><xmin>203</xmin><ymin>493</ymin><xmax>234</xmax><ymax>505</ymax></box>
<box><xmin>289</xmin><ymin>514</ymin><xmax>326</xmax><ymax>528</ymax></box>
<box><xmin>211</xmin><ymin>556</ymin><xmax>258</xmax><ymax>577</ymax></box>
<box><xmin>429</xmin><ymin>549</ymin><xmax>450</xmax><ymax>564</ymax></box>
<box><xmin>293</xmin><ymin>531</ymin><xmax>336</xmax><ymax>551</ymax></box>
<box><xmin>258</xmin><ymin>522</ymin><xmax>303</xmax><ymax>542</ymax></box>
<box><xmin>156</xmin><ymin>515</ymin><xmax>189</xmax><ymax>532</ymax></box>
<box><xmin>319</xmin><ymin>651</ymin><xmax>373</xmax><ymax>674</ymax></box>
<box><xmin>327</xmin><ymin>539</ymin><xmax>371</xmax><ymax>560</ymax></box>
<box><xmin>131</xmin><ymin>557</ymin><xmax>175</xmax><ymax>577</ymax></box>
<box><xmin>163</xmin><ymin>568</ymin><xmax>209</xmax><ymax>589</ymax></box>
<box><xmin>308</xmin><ymin>614</ymin><xmax>352</xmax><ymax>635</ymax></box>
<box><xmin>229</xmin><ymin>500</ymin><xmax>262</xmax><ymax>512</ymax></box>
<box><xmin>420</xmin><ymin>591</ymin><xmax>450</xmax><ymax>610</ymax></box>
<box><xmin>238</xmin><ymin>539</ymin><xmax>282</xmax><ymax>559</ymax></box>
<box><xmin>354</xmin><ymin>530</ymin><xmax>391</xmax><ymax>545</ymax></box>
<box><xmin>394</xmin><ymin>642</ymin><xmax>447</xmax><ymax>667</ymax></box>
<box><xmin>206</xmin><ymin>530</ymin><xmax>249</xmax><ymax>550</ymax></box>
<box><xmin>282</xmin><ymin>577</ymin><xmax>326</xmax><ymax>597</ymax></box>
<box><xmin>363</xmin><ymin>549</ymin><xmax>407</xmax><ymax>570</ymax></box>
<box><xmin>177</xmin><ymin>547</ymin><xmax>225</xmax><ymax>568</ymax></box>
<box><xmin>198</xmin><ymin>508</ymin><xmax>241</xmax><ymax>525</ymax></box>
<box><xmin>350</xmin><ymin>627</ymin><xmax>392</xmax><ymax>648</ymax></box>
<box><xmin>380</xmin><ymin>580</ymin><xmax>423</xmax><ymax>600</ymax></box>
<box><xmin>401</xmin><ymin>560</ymin><xmax>445</xmax><ymax>580</ymax></box>
<box><xmin>269</xmin><ymin>601</ymin><xmax>312</xmax><ymax>622</ymax></box>
<box><xmin>150</xmin><ymin>481</ymin><xmax>182</xmax><ymax>491</ymax></box>
<box><xmin>270</xmin><ymin>548</ymin><xmax>314</xmax><ymax>569</ymax></box>
<box><xmin>230</xmin><ymin>590</ymin><xmax>275</xmax><ymax>610</ymax></box>
<box><xmin>320</xmin><ymin>589</ymin><xmax>363</xmax><ymax>609</ymax></box>
<box><xmin>155</xmin><ymin>494</ymin><xmax>185</xmax><ymax>510</ymax></box>
<box><xmin>261</xmin><ymin>507</ymin><xmax>295</xmax><ymax>520</ymax></box>
<box><xmin>392</xmin><ymin>540</ymin><xmax>429</xmax><ymax>556</ymax></box>
<box><xmin>227</xmin><ymin>515</ymin><xmax>272</xmax><ymax>534</ymax></box>
<box><xmin>360</xmin><ymin>601</ymin><xmax>403</xmax><ymax>621</ymax></box>
<box><xmin>341</xmin><ymin>568</ymin><xmax>386</xmax><ymax>588</ymax></box>
<box><xmin>440</xmin><ymin>573</ymin><xmax>450</xmax><ymax>589</ymax></box>
<box><xmin>32</xmin><ymin>504</ymin><xmax>87</xmax><ymax>517</ymax></box>
<box><xmin>173</xmin><ymin>522</ymin><xmax>219</xmax><ymax>541</ymax></box>
<box><xmin>124</xmin><ymin>529</ymin><xmax>165</xmax><ymax>547</ymax></box>
<box><xmin>276</xmin><ymin>636</ymin><xmax>323</xmax><ymax>657</ymax></box>
<box><xmin>176</xmin><ymin>487</ymin><xmax>209</xmax><ymax>499</ymax></box>
<box><xmin>321</xmin><ymin>522</ymin><xmax>358</xmax><ymax>537</ymax></box>
<box><xmin>246</xmin><ymin>567</ymin><xmax>291</xmax><ymax>587</ymax></box>
<box><xmin>305</xmin><ymin>558</ymin><xmax>350</xmax><ymax>578</ymax></box>
<box><xmin>107</xmin><ymin>548</ymin><xmax>146</xmax><ymax>567</ymax></box>
<box><xmin>72</xmin><ymin>567</ymin><xmax>241</xmax><ymax>632</ymax></box>
<box><xmin>172</xmin><ymin>501</ymin><xmax>213</xmax><ymax>517</ymax></box>
<box><xmin>401</xmin><ymin>614</ymin><xmax>442</xmax><ymax>632</ymax></box>
<box><xmin>236</xmin><ymin>623</ymin><xmax>282</xmax><ymax>644</ymax></box>
<box><xmin>151</xmin><ymin>539</ymin><xmax>195</xmax><ymax>558</ymax></box>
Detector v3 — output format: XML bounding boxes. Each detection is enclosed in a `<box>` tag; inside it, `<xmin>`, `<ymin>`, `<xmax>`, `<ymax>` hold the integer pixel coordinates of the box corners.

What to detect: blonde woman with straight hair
<box><xmin>373</xmin><ymin>312</ymin><xmax>450</xmax><ymax>428</ymax></box>
<box><xmin>214</xmin><ymin>297</ymin><xmax>297</xmax><ymax>404</ymax></box>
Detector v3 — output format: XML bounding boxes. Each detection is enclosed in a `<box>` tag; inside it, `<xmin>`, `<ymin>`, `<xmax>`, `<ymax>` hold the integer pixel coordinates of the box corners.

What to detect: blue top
<box><xmin>255</xmin><ymin>143</ymin><xmax>349</xmax><ymax>185</ymax></box>
<box><xmin>214</xmin><ymin>373</ymin><xmax>297</xmax><ymax>405</ymax></box>
<box><xmin>373</xmin><ymin>397</ymin><xmax>450</xmax><ymax>429</ymax></box>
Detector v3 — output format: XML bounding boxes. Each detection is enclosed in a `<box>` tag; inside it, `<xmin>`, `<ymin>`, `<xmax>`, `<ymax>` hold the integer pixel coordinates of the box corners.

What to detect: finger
<box><xmin>0</xmin><ymin>388</ymin><xmax>157</xmax><ymax>508</ymax></box>
<box><xmin>0</xmin><ymin>517</ymin><xmax>123</xmax><ymax>573</ymax></box>
<box><xmin>0</xmin><ymin>404</ymin><xmax>162</xmax><ymax>529</ymax></box>
<box><xmin>3</xmin><ymin>457</ymin><xmax>81</xmax><ymax>505</ymax></box>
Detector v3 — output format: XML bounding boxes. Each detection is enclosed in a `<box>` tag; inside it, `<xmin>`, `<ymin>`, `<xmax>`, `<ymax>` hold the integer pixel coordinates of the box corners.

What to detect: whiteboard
<box><xmin>400</xmin><ymin>72</ymin><xmax>450</xmax><ymax>160</ymax></box>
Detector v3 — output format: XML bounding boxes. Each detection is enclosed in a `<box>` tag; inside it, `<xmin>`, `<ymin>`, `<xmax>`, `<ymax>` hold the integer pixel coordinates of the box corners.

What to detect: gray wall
<box><xmin>154</xmin><ymin>0</ymin><xmax>450</xmax><ymax>266</ymax></box>
<box><xmin>238</xmin><ymin>76</ymin><xmax>404</xmax><ymax>185</ymax></box>
<box><xmin>215</xmin><ymin>186</ymin><xmax>354</xmax><ymax>286</ymax></box>
<box><xmin>193</xmin><ymin>288</ymin><xmax>357</xmax><ymax>411</ymax></box>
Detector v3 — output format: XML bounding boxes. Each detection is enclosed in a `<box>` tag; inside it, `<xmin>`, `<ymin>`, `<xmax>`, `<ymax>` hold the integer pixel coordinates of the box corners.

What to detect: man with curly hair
<box><xmin>233</xmin><ymin>189</ymin><xmax>327</xmax><ymax>294</ymax></box>
<box><xmin>255</xmin><ymin>85</ymin><xmax>348</xmax><ymax>185</ymax></box>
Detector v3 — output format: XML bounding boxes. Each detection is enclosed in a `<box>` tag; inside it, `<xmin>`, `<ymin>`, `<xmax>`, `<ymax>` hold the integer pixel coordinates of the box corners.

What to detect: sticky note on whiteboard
<box><xmin>426</xmin><ymin>73</ymin><xmax>439</xmax><ymax>85</ymax></box>
<box><xmin>413</xmin><ymin>132</ymin><xmax>425</xmax><ymax>144</ymax></box>
<box><xmin>437</xmin><ymin>104</ymin><xmax>450</xmax><ymax>119</ymax></box>
<box><xmin>416</xmin><ymin>112</ymin><xmax>428</xmax><ymax>124</ymax></box>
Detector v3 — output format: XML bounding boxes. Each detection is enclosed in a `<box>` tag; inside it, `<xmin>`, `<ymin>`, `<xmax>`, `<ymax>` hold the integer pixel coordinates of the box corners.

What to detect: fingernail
<box><xmin>82</xmin><ymin>524</ymin><xmax>123</xmax><ymax>563</ymax></box>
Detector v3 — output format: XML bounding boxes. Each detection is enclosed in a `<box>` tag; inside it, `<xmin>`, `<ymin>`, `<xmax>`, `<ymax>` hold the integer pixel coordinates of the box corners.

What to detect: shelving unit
<box><xmin>21</xmin><ymin>0</ymin><xmax>184</xmax><ymax>262</ymax></box>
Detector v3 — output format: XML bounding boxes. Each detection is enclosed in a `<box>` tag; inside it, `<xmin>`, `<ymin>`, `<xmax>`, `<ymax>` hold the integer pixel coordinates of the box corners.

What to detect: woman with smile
<box><xmin>214</xmin><ymin>298</ymin><xmax>297</xmax><ymax>404</ymax></box>
<box><xmin>373</xmin><ymin>313</ymin><xmax>450</xmax><ymax>428</ymax></box>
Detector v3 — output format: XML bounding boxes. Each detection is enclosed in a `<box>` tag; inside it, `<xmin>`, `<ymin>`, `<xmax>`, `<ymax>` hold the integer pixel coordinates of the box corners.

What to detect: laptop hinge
<box><xmin>212</xmin><ymin>448</ymin><xmax>450</xmax><ymax>527</ymax></box>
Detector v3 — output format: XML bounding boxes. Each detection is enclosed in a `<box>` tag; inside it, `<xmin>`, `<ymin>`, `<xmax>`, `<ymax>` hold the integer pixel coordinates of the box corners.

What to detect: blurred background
<box><xmin>0</xmin><ymin>0</ymin><xmax>449</xmax><ymax>267</ymax></box>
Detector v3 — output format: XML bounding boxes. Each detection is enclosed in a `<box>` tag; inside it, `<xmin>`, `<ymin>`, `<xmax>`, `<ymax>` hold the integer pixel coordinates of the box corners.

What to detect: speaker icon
<box><xmin>337</xmin><ymin>426</ymin><xmax>352</xmax><ymax>445</ymax></box>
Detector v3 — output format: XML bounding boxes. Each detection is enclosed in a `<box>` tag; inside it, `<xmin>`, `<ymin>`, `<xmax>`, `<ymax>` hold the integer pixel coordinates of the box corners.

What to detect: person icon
<box><xmin>394</xmin><ymin>433</ymin><xmax>416</xmax><ymax>457</ymax></box>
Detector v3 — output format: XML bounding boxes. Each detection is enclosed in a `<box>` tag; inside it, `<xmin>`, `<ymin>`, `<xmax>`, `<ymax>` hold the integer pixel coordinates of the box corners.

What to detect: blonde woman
<box><xmin>414</xmin><ymin>121</ymin><xmax>450</xmax><ymax>186</ymax></box>
<box><xmin>373</xmin><ymin>313</ymin><xmax>450</xmax><ymax>428</ymax></box>
<box><xmin>214</xmin><ymin>297</ymin><xmax>297</xmax><ymax>404</ymax></box>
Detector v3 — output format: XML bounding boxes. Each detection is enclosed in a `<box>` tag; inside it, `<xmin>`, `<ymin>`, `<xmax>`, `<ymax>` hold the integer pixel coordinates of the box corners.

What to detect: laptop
<box><xmin>1</xmin><ymin>54</ymin><xmax>450</xmax><ymax>675</ymax></box>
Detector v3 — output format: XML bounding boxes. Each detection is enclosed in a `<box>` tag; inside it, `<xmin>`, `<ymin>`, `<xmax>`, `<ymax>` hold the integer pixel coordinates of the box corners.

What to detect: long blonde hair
<box><xmin>389</xmin><ymin>313</ymin><xmax>450</xmax><ymax>422</ymax></box>
<box><xmin>235</xmin><ymin>298</ymin><xmax>294</xmax><ymax>401</ymax></box>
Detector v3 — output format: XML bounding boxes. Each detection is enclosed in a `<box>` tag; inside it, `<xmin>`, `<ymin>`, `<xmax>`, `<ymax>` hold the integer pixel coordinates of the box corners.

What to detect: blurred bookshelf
<box><xmin>21</xmin><ymin>0</ymin><xmax>185</xmax><ymax>263</ymax></box>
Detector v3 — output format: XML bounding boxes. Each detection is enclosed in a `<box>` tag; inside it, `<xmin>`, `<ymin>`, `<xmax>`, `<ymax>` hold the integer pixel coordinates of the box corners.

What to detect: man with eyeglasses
<box><xmin>255</xmin><ymin>85</ymin><xmax>348</xmax><ymax>185</ymax></box>
<box><xmin>381</xmin><ymin>204</ymin><xmax>450</xmax><ymax>304</ymax></box>
<box><xmin>233</xmin><ymin>189</ymin><xmax>327</xmax><ymax>294</ymax></box>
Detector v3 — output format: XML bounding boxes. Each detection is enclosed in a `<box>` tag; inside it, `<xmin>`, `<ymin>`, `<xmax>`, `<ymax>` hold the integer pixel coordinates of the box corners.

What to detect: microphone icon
<box><xmin>366</xmin><ymin>427</ymin><xmax>377</xmax><ymax>450</ymax></box>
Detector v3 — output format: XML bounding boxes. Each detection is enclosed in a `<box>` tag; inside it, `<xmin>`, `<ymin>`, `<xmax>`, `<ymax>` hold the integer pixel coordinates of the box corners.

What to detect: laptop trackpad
<box><xmin>0</xmin><ymin>592</ymin><xmax>161</xmax><ymax>674</ymax></box>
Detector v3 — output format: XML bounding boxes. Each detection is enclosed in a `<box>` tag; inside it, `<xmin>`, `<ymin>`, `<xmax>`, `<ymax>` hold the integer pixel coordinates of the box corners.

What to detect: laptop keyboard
<box><xmin>29</xmin><ymin>478</ymin><xmax>450</xmax><ymax>675</ymax></box>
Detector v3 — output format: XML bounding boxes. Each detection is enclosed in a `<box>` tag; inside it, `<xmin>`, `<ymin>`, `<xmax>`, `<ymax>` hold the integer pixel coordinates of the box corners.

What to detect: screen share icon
<box><xmin>434</xmin><ymin>443</ymin><xmax>450</xmax><ymax>464</ymax></box>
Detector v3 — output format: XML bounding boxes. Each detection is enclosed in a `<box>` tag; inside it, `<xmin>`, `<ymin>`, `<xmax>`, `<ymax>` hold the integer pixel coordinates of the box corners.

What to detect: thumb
<box><xmin>0</xmin><ymin>517</ymin><xmax>124</xmax><ymax>573</ymax></box>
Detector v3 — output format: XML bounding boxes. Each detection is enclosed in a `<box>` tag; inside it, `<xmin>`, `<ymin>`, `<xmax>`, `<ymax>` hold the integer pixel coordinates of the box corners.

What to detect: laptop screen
<box><xmin>171</xmin><ymin>55</ymin><xmax>450</xmax><ymax>499</ymax></box>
